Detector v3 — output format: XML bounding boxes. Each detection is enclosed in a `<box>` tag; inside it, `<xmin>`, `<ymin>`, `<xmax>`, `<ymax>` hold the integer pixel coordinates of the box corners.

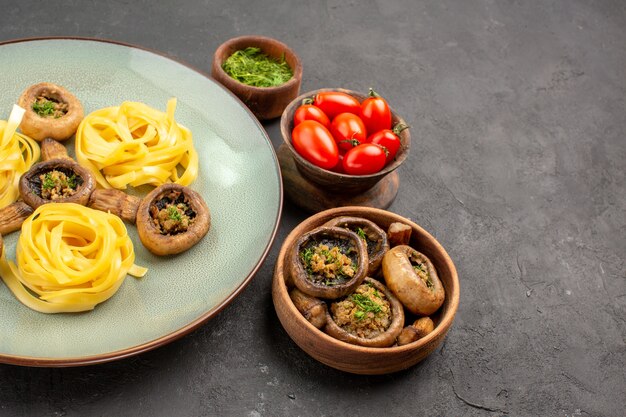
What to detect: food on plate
<box><xmin>330</xmin><ymin>112</ymin><xmax>367</xmax><ymax>151</ymax></box>
<box><xmin>289</xmin><ymin>288</ymin><xmax>327</xmax><ymax>329</ymax></box>
<box><xmin>387</xmin><ymin>222</ymin><xmax>412</xmax><ymax>247</ymax></box>
<box><xmin>312</xmin><ymin>91</ymin><xmax>360</xmax><ymax>120</ymax></box>
<box><xmin>0</xmin><ymin>203</ymin><xmax>147</xmax><ymax>313</ymax></box>
<box><xmin>397</xmin><ymin>317</ymin><xmax>435</xmax><ymax>346</ymax></box>
<box><xmin>291</xmin><ymin>120</ymin><xmax>338</xmax><ymax>170</ymax></box>
<box><xmin>342</xmin><ymin>143</ymin><xmax>387</xmax><ymax>175</ymax></box>
<box><xmin>289</xmin><ymin>226</ymin><xmax>368</xmax><ymax>299</ymax></box>
<box><xmin>382</xmin><ymin>245</ymin><xmax>445</xmax><ymax>316</ymax></box>
<box><xmin>324</xmin><ymin>278</ymin><xmax>404</xmax><ymax>347</ymax></box>
<box><xmin>0</xmin><ymin>105</ymin><xmax>41</xmax><ymax>208</ymax></box>
<box><xmin>323</xmin><ymin>216</ymin><xmax>389</xmax><ymax>276</ymax></box>
<box><xmin>0</xmin><ymin>201</ymin><xmax>33</xmax><ymax>235</ymax></box>
<box><xmin>222</xmin><ymin>47</ymin><xmax>293</xmax><ymax>87</ymax></box>
<box><xmin>365</xmin><ymin>123</ymin><xmax>408</xmax><ymax>165</ymax></box>
<box><xmin>136</xmin><ymin>183</ymin><xmax>210</xmax><ymax>256</ymax></box>
<box><xmin>75</xmin><ymin>98</ymin><xmax>198</xmax><ymax>190</ymax></box>
<box><xmin>40</xmin><ymin>137</ymin><xmax>72</xmax><ymax>161</ymax></box>
<box><xmin>293</xmin><ymin>99</ymin><xmax>330</xmax><ymax>128</ymax></box>
<box><xmin>19</xmin><ymin>158</ymin><xmax>96</xmax><ymax>209</ymax></box>
<box><xmin>17</xmin><ymin>82</ymin><xmax>84</xmax><ymax>141</ymax></box>
<box><xmin>359</xmin><ymin>88</ymin><xmax>392</xmax><ymax>133</ymax></box>
<box><xmin>88</xmin><ymin>189</ymin><xmax>142</xmax><ymax>224</ymax></box>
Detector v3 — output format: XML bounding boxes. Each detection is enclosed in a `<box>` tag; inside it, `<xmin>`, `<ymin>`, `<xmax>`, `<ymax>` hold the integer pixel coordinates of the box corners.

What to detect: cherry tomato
<box><xmin>330</xmin><ymin>151</ymin><xmax>346</xmax><ymax>174</ymax></box>
<box><xmin>294</xmin><ymin>99</ymin><xmax>330</xmax><ymax>128</ymax></box>
<box><xmin>359</xmin><ymin>88</ymin><xmax>392</xmax><ymax>134</ymax></box>
<box><xmin>313</xmin><ymin>91</ymin><xmax>361</xmax><ymax>120</ymax></box>
<box><xmin>342</xmin><ymin>143</ymin><xmax>387</xmax><ymax>175</ymax></box>
<box><xmin>291</xmin><ymin>120</ymin><xmax>339</xmax><ymax>170</ymax></box>
<box><xmin>366</xmin><ymin>123</ymin><xmax>408</xmax><ymax>164</ymax></box>
<box><xmin>330</xmin><ymin>112</ymin><xmax>367</xmax><ymax>151</ymax></box>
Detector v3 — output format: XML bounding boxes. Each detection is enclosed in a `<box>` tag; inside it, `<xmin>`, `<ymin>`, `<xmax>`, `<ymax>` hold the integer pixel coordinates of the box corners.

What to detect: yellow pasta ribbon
<box><xmin>0</xmin><ymin>105</ymin><xmax>41</xmax><ymax>208</ymax></box>
<box><xmin>0</xmin><ymin>203</ymin><xmax>147</xmax><ymax>313</ymax></box>
<box><xmin>75</xmin><ymin>98</ymin><xmax>198</xmax><ymax>189</ymax></box>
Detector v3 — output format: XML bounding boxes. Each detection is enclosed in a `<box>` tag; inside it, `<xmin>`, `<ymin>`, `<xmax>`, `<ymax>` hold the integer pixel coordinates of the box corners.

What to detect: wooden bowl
<box><xmin>272</xmin><ymin>206</ymin><xmax>459</xmax><ymax>375</ymax></box>
<box><xmin>280</xmin><ymin>88</ymin><xmax>411</xmax><ymax>194</ymax></box>
<box><xmin>211</xmin><ymin>35</ymin><xmax>303</xmax><ymax>120</ymax></box>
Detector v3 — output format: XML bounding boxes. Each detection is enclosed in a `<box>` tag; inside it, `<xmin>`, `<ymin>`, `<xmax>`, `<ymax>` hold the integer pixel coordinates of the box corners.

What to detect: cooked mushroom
<box><xmin>387</xmin><ymin>222</ymin><xmax>412</xmax><ymax>247</ymax></box>
<box><xmin>0</xmin><ymin>201</ymin><xmax>33</xmax><ymax>235</ymax></box>
<box><xmin>396</xmin><ymin>317</ymin><xmax>435</xmax><ymax>346</ymax></box>
<box><xmin>40</xmin><ymin>137</ymin><xmax>72</xmax><ymax>161</ymax></box>
<box><xmin>323</xmin><ymin>216</ymin><xmax>389</xmax><ymax>276</ymax></box>
<box><xmin>382</xmin><ymin>245</ymin><xmax>445</xmax><ymax>316</ymax></box>
<box><xmin>88</xmin><ymin>189</ymin><xmax>142</xmax><ymax>224</ymax></box>
<box><xmin>19</xmin><ymin>159</ymin><xmax>95</xmax><ymax>209</ymax></box>
<box><xmin>324</xmin><ymin>278</ymin><xmax>404</xmax><ymax>347</ymax></box>
<box><xmin>289</xmin><ymin>226</ymin><xmax>368</xmax><ymax>300</ymax></box>
<box><xmin>136</xmin><ymin>183</ymin><xmax>210</xmax><ymax>256</ymax></box>
<box><xmin>289</xmin><ymin>288</ymin><xmax>327</xmax><ymax>329</ymax></box>
<box><xmin>17</xmin><ymin>82</ymin><xmax>84</xmax><ymax>141</ymax></box>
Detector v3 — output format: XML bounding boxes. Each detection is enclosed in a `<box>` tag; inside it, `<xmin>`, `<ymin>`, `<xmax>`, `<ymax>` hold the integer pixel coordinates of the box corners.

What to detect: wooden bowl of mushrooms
<box><xmin>272</xmin><ymin>206</ymin><xmax>459</xmax><ymax>375</ymax></box>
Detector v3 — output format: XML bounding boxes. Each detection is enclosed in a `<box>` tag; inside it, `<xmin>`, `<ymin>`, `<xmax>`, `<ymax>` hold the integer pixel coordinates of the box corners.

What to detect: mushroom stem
<box><xmin>41</xmin><ymin>137</ymin><xmax>71</xmax><ymax>161</ymax></box>
<box><xmin>289</xmin><ymin>288</ymin><xmax>327</xmax><ymax>329</ymax></box>
<box><xmin>88</xmin><ymin>189</ymin><xmax>141</xmax><ymax>224</ymax></box>
<box><xmin>0</xmin><ymin>201</ymin><xmax>33</xmax><ymax>235</ymax></box>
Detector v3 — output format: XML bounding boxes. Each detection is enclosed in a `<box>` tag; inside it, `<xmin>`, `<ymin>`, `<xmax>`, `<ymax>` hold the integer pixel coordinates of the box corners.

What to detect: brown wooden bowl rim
<box><xmin>273</xmin><ymin>206</ymin><xmax>459</xmax><ymax>355</ymax></box>
<box><xmin>279</xmin><ymin>88</ymin><xmax>411</xmax><ymax>180</ymax></box>
<box><xmin>212</xmin><ymin>35</ymin><xmax>303</xmax><ymax>94</ymax></box>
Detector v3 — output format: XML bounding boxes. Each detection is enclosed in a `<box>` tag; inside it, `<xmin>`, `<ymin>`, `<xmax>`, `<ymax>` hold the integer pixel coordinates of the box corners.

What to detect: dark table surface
<box><xmin>1</xmin><ymin>1</ymin><xmax>625</xmax><ymax>416</ymax></box>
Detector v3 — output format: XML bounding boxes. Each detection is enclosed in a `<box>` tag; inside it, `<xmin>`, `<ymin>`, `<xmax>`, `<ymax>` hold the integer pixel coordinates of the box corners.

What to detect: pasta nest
<box><xmin>75</xmin><ymin>98</ymin><xmax>198</xmax><ymax>190</ymax></box>
<box><xmin>0</xmin><ymin>203</ymin><xmax>147</xmax><ymax>313</ymax></box>
<box><xmin>0</xmin><ymin>106</ymin><xmax>40</xmax><ymax>208</ymax></box>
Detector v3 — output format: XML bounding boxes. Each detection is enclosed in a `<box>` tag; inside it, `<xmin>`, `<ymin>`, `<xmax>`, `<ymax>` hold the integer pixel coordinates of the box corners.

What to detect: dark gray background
<box><xmin>1</xmin><ymin>0</ymin><xmax>625</xmax><ymax>416</ymax></box>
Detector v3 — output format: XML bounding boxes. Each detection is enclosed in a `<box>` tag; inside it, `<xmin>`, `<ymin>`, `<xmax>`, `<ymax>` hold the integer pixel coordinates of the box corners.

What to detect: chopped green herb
<box><xmin>64</xmin><ymin>173</ymin><xmax>77</xmax><ymax>189</ymax></box>
<box><xmin>32</xmin><ymin>99</ymin><xmax>57</xmax><ymax>117</ymax></box>
<box><xmin>167</xmin><ymin>205</ymin><xmax>182</xmax><ymax>221</ymax></box>
<box><xmin>356</xmin><ymin>227</ymin><xmax>367</xmax><ymax>241</ymax></box>
<box><xmin>222</xmin><ymin>47</ymin><xmax>293</xmax><ymax>87</ymax></box>
<box><xmin>351</xmin><ymin>293</ymin><xmax>382</xmax><ymax>315</ymax></box>
<box><xmin>42</xmin><ymin>172</ymin><xmax>56</xmax><ymax>190</ymax></box>
<box><xmin>300</xmin><ymin>247</ymin><xmax>314</xmax><ymax>266</ymax></box>
<box><xmin>354</xmin><ymin>310</ymin><xmax>366</xmax><ymax>320</ymax></box>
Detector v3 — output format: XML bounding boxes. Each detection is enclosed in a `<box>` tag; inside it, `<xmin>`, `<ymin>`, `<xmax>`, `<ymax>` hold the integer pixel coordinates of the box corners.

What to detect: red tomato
<box><xmin>313</xmin><ymin>91</ymin><xmax>360</xmax><ymax>120</ymax></box>
<box><xmin>359</xmin><ymin>88</ymin><xmax>392</xmax><ymax>133</ymax></box>
<box><xmin>291</xmin><ymin>120</ymin><xmax>339</xmax><ymax>170</ymax></box>
<box><xmin>366</xmin><ymin>123</ymin><xmax>408</xmax><ymax>164</ymax></box>
<box><xmin>330</xmin><ymin>112</ymin><xmax>367</xmax><ymax>151</ymax></box>
<box><xmin>293</xmin><ymin>100</ymin><xmax>330</xmax><ymax>128</ymax></box>
<box><xmin>330</xmin><ymin>152</ymin><xmax>346</xmax><ymax>173</ymax></box>
<box><xmin>342</xmin><ymin>143</ymin><xmax>387</xmax><ymax>175</ymax></box>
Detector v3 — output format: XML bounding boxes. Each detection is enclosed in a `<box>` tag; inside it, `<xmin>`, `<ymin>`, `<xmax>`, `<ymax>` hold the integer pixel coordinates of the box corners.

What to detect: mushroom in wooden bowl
<box><xmin>272</xmin><ymin>206</ymin><xmax>459</xmax><ymax>375</ymax></box>
<box><xmin>211</xmin><ymin>35</ymin><xmax>303</xmax><ymax>120</ymax></box>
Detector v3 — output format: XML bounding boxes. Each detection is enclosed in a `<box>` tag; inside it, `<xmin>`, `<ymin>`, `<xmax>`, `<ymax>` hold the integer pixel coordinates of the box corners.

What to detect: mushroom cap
<box><xmin>136</xmin><ymin>183</ymin><xmax>210</xmax><ymax>256</ymax></box>
<box><xmin>323</xmin><ymin>216</ymin><xmax>389</xmax><ymax>276</ymax></box>
<box><xmin>17</xmin><ymin>82</ymin><xmax>84</xmax><ymax>142</ymax></box>
<box><xmin>324</xmin><ymin>277</ymin><xmax>405</xmax><ymax>347</ymax></box>
<box><xmin>288</xmin><ymin>225</ymin><xmax>368</xmax><ymax>300</ymax></box>
<box><xmin>382</xmin><ymin>245</ymin><xmax>445</xmax><ymax>316</ymax></box>
<box><xmin>19</xmin><ymin>159</ymin><xmax>95</xmax><ymax>209</ymax></box>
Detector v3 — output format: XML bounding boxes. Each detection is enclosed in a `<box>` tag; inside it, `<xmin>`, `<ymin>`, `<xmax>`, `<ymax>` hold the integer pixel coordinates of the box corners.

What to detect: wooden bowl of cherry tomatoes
<box><xmin>280</xmin><ymin>88</ymin><xmax>411</xmax><ymax>194</ymax></box>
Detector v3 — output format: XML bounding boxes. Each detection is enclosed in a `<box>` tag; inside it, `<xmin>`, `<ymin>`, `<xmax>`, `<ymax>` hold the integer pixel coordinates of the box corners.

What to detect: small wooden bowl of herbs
<box><xmin>212</xmin><ymin>35</ymin><xmax>302</xmax><ymax>120</ymax></box>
